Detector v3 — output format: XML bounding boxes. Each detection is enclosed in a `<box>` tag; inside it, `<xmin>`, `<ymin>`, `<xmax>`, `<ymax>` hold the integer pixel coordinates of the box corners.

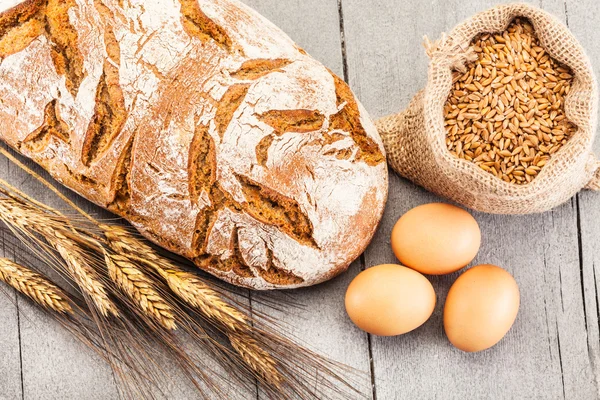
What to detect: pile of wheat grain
<box><xmin>444</xmin><ymin>18</ymin><xmax>577</xmax><ymax>184</ymax></box>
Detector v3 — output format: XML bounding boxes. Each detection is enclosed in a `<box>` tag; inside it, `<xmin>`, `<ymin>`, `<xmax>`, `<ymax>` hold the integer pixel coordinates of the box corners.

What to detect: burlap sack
<box><xmin>376</xmin><ymin>3</ymin><xmax>599</xmax><ymax>214</ymax></box>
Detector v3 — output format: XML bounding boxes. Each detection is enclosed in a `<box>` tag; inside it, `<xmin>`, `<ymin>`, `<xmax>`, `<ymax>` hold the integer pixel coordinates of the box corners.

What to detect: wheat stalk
<box><xmin>105</xmin><ymin>253</ymin><xmax>176</xmax><ymax>330</ymax></box>
<box><xmin>229</xmin><ymin>333</ymin><xmax>282</xmax><ymax>388</ymax></box>
<box><xmin>0</xmin><ymin>257</ymin><xmax>73</xmax><ymax>314</ymax></box>
<box><xmin>102</xmin><ymin>226</ymin><xmax>287</xmax><ymax>389</ymax></box>
<box><xmin>0</xmin><ymin>198</ymin><xmax>117</xmax><ymax>317</ymax></box>
<box><xmin>102</xmin><ymin>225</ymin><xmax>248</xmax><ymax>330</ymax></box>
<box><xmin>52</xmin><ymin>239</ymin><xmax>118</xmax><ymax>318</ymax></box>
<box><xmin>0</xmin><ymin>153</ymin><xmax>362</xmax><ymax>398</ymax></box>
<box><xmin>101</xmin><ymin>224</ymin><xmax>285</xmax><ymax>385</ymax></box>
<box><xmin>0</xmin><ymin>195</ymin><xmax>172</xmax><ymax>325</ymax></box>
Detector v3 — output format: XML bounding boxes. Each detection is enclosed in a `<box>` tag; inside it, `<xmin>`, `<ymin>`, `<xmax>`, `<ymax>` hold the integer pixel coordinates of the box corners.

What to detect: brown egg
<box><xmin>444</xmin><ymin>264</ymin><xmax>520</xmax><ymax>352</ymax></box>
<box><xmin>391</xmin><ymin>203</ymin><xmax>481</xmax><ymax>275</ymax></box>
<box><xmin>345</xmin><ymin>264</ymin><xmax>436</xmax><ymax>336</ymax></box>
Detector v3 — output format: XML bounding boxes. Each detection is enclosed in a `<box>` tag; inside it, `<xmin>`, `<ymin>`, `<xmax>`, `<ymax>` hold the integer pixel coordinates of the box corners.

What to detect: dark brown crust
<box><xmin>253</xmin><ymin>109</ymin><xmax>326</xmax><ymax>167</ymax></box>
<box><xmin>191</xmin><ymin>209</ymin><xmax>216</xmax><ymax>256</ymax></box>
<box><xmin>188</xmin><ymin>123</ymin><xmax>216</xmax><ymax>205</ymax></box>
<box><xmin>324</xmin><ymin>147</ymin><xmax>353</xmax><ymax>160</ymax></box>
<box><xmin>230</xmin><ymin>227</ymin><xmax>255</xmax><ymax>277</ymax></box>
<box><xmin>257</xmin><ymin>109</ymin><xmax>326</xmax><ymax>136</ymax></box>
<box><xmin>44</xmin><ymin>0</ymin><xmax>85</xmax><ymax>96</ymax></box>
<box><xmin>328</xmin><ymin>72</ymin><xmax>385</xmax><ymax>166</ymax></box>
<box><xmin>255</xmin><ymin>135</ymin><xmax>274</xmax><ymax>166</ymax></box>
<box><xmin>81</xmin><ymin>63</ymin><xmax>127</xmax><ymax>166</ymax></box>
<box><xmin>189</xmin><ymin>171</ymin><xmax>319</xmax><ymax>279</ymax></box>
<box><xmin>0</xmin><ymin>0</ymin><xmax>41</xmax><ymax>38</ymax></box>
<box><xmin>235</xmin><ymin>174</ymin><xmax>318</xmax><ymax>249</ymax></box>
<box><xmin>188</xmin><ymin>124</ymin><xmax>319</xmax><ymax>274</ymax></box>
<box><xmin>93</xmin><ymin>1</ymin><xmax>120</xmax><ymax>63</ymax></box>
<box><xmin>81</xmin><ymin>6</ymin><xmax>126</xmax><ymax>167</ymax></box>
<box><xmin>188</xmin><ymin>121</ymin><xmax>226</xmax><ymax>256</ymax></box>
<box><xmin>20</xmin><ymin>99</ymin><xmax>70</xmax><ymax>152</ymax></box>
<box><xmin>64</xmin><ymin>165</ymin><xmax>97</xmax><ymax>186</ymax></box>
<box><xmin>0</xmin><ymin>0</ymin><xmax>85</xmax><ymax>97</ymax></box>
<box><xmin>190</xmin><ymin>179</ymin><xmax>242</xmax><ymax>257</ymax></box>
<box><xmin>178</xmin><ymin>0</ymin><xmax>232</xmax><ymax>51</ymax></box>
<box><xmin>0</xmin><ymin>0</ymin><xmax>44</xmax><ymax>58</ymax></box>
<box><xmin>230</xmin><ymin>58</ymin><xmax>291</xmax><ymax>80</ymax></box>
<box><xmin>107</xmin><ymin>135</ymin><xmax>134</xmax><ymax>214</ymax></box>
<box><xmin>192</xmin><ymin>227</ymin><xmax>256</xmax><ymax>277</ymax></box>
<box><xmin>259</xmin><ymin>249</ymin><xmax>303</xmax><ymax>285</ymax></box>
<box><xmin>215</xmin><ymin>84</ymin><xmax>250</xmax><ymax>138</ymax></box>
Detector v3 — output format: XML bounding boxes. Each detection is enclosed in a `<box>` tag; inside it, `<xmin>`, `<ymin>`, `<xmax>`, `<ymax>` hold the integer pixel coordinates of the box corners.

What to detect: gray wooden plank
<box><xmin>1</xmin><ymin>156</ymin><xmax>256</xmax><ymax>400</ymax></box>
<box><xmin>0</xmin><ymin>152</ymin><xmax>121</xmax><ymax>400</ymax></box>
<box><xmin>0</xmin><ymin>4</ymin><xmax>30</xmax><ymax>398</ymax></box>
<box><xmin>0</xmin><ymin>0</ymin><xmax>359</xmax><ymax>398</ymax></box>
<box><xmin>533</xmin><ymin>4</ymin><xmax>598</xmax><ymax>398</ymax></box>
<box><xmin>2</xmin><ymin>0</ymin><xmax>598</xmax><ymax>399</ymax></box>
<box><xmin>241</xmin><ymin>0</ymin><xmax>345</xmax><ymax>77</ymax></box>
<box><xmin>566</xmin><ymin>0</ymin><xmax>600</xmax><ymax>394</ymax></box>
<box><xmin>18</xmin><ymin>298</ymin><xmax>118</xmax><ymax>400</ymax></box>
<box><xmin>575</xmin><ymin>192</ymin><xmax>600</xmax><ymax>398</ymax></box>
<box><xmin>240</xmin><ymin>0</ymin><xmax>372</xmax><ymax>398</ymax></box>
<box><xmin>0</xmin><ymin>227</ymin><xmax>24</xmax><ymax>400</ymax></box>
<box><xmin>250</xmin><ymin>264</ymin><xmax>373</xmax><ymax>399</ymax></box>
<box><xmin>342</xmin><ymin>0</ymin><xmax>598</xmax><ymax>398</ymax></box>
<box><xmin>0</xmin><ymin>295</ymin><xmax>21</xmax><ymax>400</ymax></box>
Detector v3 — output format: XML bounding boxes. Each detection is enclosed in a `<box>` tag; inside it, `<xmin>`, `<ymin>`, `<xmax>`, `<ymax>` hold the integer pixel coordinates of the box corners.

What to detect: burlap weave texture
<box><xmin>377</xmin><ymin>3</ymin><xmax>599</xmax><ymax>214</ymax></box>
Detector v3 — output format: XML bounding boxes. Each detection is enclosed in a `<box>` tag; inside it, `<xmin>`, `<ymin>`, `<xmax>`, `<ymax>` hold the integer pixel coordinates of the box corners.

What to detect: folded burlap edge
<box><xmin>376</xmin><ymin>2</ymin><xmax>599</xmax><ymax>214</ymax></box>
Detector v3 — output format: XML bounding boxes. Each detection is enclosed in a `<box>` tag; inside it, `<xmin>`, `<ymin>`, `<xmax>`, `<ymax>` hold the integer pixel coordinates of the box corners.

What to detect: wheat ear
<box><xmin>0</xmin><ymin>258</ymin><xmax>73</xmax><ymax>314</ymax></box>
<box><xmin>105</xmin><ymin>253</ymin><xmax>176</xmax><ymax>330</ymax></box>
<box><xmin>53</xmin><ymin>239</ymin><xmax>118</xmax><ymax>318</ymax></box>
<box><xmin>102</xmin><ymin>225</ymin><xmax>247</xmax><ymax>330</ymax></box>
<box><xmin>0</xmin><ymin>198</ymin><xmax>117</xmax><ymax>317</ymax></box>
<box><xmin>101</xmin><ymin>225</ymin><xmax>284</xmax><ymax>384</ymax></box>
<box><xmin>229</xmin><ymin>334</ymin><xmax>281</xmax><ymax>388</ymax></box>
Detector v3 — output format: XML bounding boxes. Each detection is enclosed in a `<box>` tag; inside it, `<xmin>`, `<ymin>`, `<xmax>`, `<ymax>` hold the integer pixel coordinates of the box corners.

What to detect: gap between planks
<box><xmin>337</xmin><ymin>0</ymin><xmax>376</xmax><ymax>399</ymax></box>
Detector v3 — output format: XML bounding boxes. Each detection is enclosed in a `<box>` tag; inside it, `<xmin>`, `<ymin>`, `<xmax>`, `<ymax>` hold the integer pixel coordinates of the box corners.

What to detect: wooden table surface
<box><xmin>1</xmin><ymin>0</ymin><xmax>599</xmax><ymax>399</ymax></box>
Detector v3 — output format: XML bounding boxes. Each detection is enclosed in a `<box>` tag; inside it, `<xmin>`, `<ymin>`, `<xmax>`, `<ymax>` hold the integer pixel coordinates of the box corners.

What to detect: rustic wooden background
<box><xmin>1</xmin><ymin>0</ymin><xmax>599</xmax><ymax>399</ymax></box>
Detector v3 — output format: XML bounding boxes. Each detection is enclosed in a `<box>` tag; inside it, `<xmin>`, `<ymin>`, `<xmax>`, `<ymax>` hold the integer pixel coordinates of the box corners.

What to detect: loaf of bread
<box><xmin>0</xmin><ymin>0</ymin><xmax>387</xmax><ymax>289</ymax></box>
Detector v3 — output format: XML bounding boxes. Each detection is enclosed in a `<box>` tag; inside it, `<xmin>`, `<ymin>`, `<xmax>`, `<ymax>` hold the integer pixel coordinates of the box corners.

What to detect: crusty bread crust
<box><xmin>0</xmin><ymin>0</ymin><xmax>388</xmax><ymax>289</ymax></box>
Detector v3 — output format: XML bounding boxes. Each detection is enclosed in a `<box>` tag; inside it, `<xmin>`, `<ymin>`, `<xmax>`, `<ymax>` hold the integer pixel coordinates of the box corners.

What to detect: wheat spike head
<box><xmin>0</xmin><ymin>258</ymin><xmax>73</xmax><ymax>314</ymax></box>
<box><xmin>0</xmin><ymin>198</ymin><xmax>117</xmax><ymax>318</ymax></box>
<box><xmin>102</xmin><ymin>225</ymin><xmax>286</xmax><ymax>384</ymax></box>
<box><xmin>229</xmin><ymin>333</ymin><xmax>282</xmax><ymax>388</ymax></box>
<box><xmin>0</xmin><ymin>158</ymin><xmax>363</xmax><ymax>399</ymax></box>
<box><xmin>102</xmin><ymin>224</ymin><xmax>248</xmax><ymax>331</ymax></box>
<box><xmin>53</xmin><ymin>237</ymin><xmax>118</xmax><ymax>318</ymax></box>
<box><xmin>105</xmin><ymin>253</ymin><xmax>176</xmax><ymax>330</ymax></box>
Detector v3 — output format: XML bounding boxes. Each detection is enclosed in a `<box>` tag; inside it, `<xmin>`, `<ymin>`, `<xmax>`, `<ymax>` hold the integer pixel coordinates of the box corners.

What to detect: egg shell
<box><xmin>444</xmin><ymin>264</ymin><xmax>520</xmax><ymax>352</ymax></box>
<box><xmin>391</xmin><ymin>203</ymin><xmax>481</xmax><ymax>275</ymax></box>
<box><xmin>345</xmin><ymin>264</ymin><xmax>436</xmax><ymax>336</ymax></box>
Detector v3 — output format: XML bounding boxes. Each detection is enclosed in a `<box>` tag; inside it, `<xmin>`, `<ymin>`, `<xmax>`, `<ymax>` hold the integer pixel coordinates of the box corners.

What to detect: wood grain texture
<box><xmin>242</xmin><ymin>0</ymin><xmax>373</xmax><ymax>398</ymax></box>
<box><xmin>241</xmin><ymin>0</ymin><xmax>345</xmax><ymax>77</ymax></box>
<box><xmin>0</xmin><ymin>226</ymin><xmax>23</xmax><ymax>400</ymax></box>
<box><xmin>1</xmin><ymin>0</ymin><xmax>600</xmax><ymax>398</ymax></box>
<box><xmin>341</xmin><ymin>0</ymin><xmax>599</xmax><ymax>398</ymax></box>
<box><xmin>568</xmin><ymin>0</ymin><xmax>600</xmax><ymax>395</ymax></box>
<box><xmin>18</xmin><ymin>302</ymin><xmax>118</xmax><ymax>400</ymax></box>
<box><xmin>0</xmin><ymin>149</ymin><xmax>121</xmax><ymax>399</ymax></box>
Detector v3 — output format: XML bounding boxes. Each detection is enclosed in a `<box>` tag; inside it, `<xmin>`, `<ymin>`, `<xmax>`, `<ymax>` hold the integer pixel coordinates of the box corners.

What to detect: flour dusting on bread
<box><xmin>0</xmin><ymin>0</ymin><xmax>387</xmax><ymax>289</ymax></box>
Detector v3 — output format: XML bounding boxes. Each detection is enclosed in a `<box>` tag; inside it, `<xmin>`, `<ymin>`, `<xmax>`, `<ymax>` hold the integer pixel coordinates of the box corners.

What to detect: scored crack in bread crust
<box><xmin>0</xmin><ymin>0</ymin><xmax>388</xmax><ymax>289</ymax></box>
